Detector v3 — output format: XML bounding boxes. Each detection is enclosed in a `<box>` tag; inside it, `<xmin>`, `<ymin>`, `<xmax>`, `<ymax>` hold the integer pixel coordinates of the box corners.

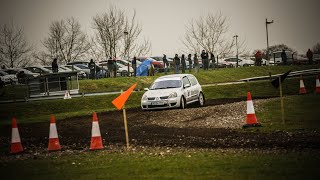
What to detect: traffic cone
<box><xmin>48</xmin><ymin>115</ymin><xmax>61</xmax><ymax>151</ymax></box>
<box><xmin>11</xmin><ymin>117</ymin><xmax>23</xmax><ymax>154</ymax></box>
<box><xmin>299</xmin><ymin>75</ymin><xmax>307</xmax><ymax>94</ymax></box>
<box><xmin>243</xmin><ymin>92</ymin><xmax>261</xmax><ymax>128</ymax></box>
<box><xmin>90</xmin><ymin>112</ymin><xmax>103</xmax><ymax>150</ymax></box>
<box><xmin>316</xmin><ymin>74</ymin><xmax>320</xmax><ymax>94</ymax></box>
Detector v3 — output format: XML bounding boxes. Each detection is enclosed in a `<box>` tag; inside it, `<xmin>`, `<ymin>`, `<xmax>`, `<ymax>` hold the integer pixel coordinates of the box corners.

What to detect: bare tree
<box><xmin>92</xmin><ymin>6</ymin><xmax>151</xmax><ymax>60</ymax></box>
<box><xmin>312</xmin><ymin>42</ymin><xmax>320</xmax><ymax>54</ymax></box>
<box><xmin>38</xmin><ymin>17</ymin><xmax>90</xmax><ymax>65</ymax></box>
<box><xmin>182</xmin><ymin>12</ymin><xmax>246</xmax><ymax>57</ymax></box>
<box><xmin>0</xmin><ymin>21</ymin><xmax>32</xmax><ymax>68</ymax></box>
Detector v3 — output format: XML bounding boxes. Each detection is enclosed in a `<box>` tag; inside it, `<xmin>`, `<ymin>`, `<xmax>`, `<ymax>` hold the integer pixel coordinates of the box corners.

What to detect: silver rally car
<box><xmin>141</xmin><ymin>74</ymin><xmax>205</xmax><ymax>110</ymax></box>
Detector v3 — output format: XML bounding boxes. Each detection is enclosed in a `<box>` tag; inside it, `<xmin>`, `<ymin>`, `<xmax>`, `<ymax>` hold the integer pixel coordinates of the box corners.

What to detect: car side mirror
<box><xmin>144</xmin><ymin>88</ymin><xmax>149</xmax><ymax>91</ymax></box>
<box><xmin>184</xmin><ymin>84</ymin><xmax>191</xmax><ymax>88</ymax></box>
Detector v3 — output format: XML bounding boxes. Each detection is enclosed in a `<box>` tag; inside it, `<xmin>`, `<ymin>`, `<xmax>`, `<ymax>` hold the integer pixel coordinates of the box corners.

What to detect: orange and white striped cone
<box><xmin>11</xmin><ymin>117</ymin><xmax>23</xmax><ymax>154</ymax></box>
<box><xmin>316</xmin><ymin>74</ymin><xmax>320</xmax><ymax>94</ymax></box>
<box><xmin>48</xmin><ymin>115</ymin><xmax>61</xmax><ymax>151</ymax></box>
<box><xmin>243</xmin><ymin>92</ymin><xmax>261</xmax><ymax>128</ymax></box>
<box><xmin>90</xmin><ymin>112</ymin><xmax>103</xmax><ymax>150</ymax></box>
<box><xmin>299</xmin><ymin>76</ymin><xmax>307</xmax><ymax>94</ymax></box>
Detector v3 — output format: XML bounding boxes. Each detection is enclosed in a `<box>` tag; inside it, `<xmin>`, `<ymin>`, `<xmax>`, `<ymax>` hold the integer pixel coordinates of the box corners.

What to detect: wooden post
<box><xmin>121</xmin><ymin>90</ymin><xmax>130</xmax><ymax>150</ymax></box>
<box><xmin>279</xmin><ymin>76</ymin><xmax>285</xmax><ymax>124</ymax></box>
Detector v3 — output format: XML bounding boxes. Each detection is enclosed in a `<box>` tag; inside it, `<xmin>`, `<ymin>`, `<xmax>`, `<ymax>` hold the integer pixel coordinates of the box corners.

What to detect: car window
<box><xmin>150</xmin><ymin>80</ymin><xmax>182</xmax><ymax>90</ymax></box>
<box><xmin>182</xmin><ymin>77</ymin><xmax>191</xmax><ymax>87</ymax></box>
<box><xmin>189</xmin><ymin>76</ymin><xmax>198</xmax><ymax>86</ymax></box>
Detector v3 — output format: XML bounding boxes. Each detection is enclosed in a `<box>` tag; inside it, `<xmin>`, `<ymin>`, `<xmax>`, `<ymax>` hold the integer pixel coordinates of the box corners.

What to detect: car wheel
<box><xmin>180</xmin><ymin>96</ymin><xmax>186</xmax><ymax>109</ymax></box>
<box><xmin>121</xmin><ymin>71</ymin><xmax>128</xmax><ymax>76</ymax></box>
<box><xmin>198</xmin><ymin>92</ymin><xmax>205</xmax><ymax>106</ymax></box>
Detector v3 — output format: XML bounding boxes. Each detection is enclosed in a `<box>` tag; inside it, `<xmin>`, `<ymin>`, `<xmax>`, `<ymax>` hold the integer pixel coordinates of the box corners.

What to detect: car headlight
<box><xmin>142</xmin><ymin>94</ymin><xmax>148</xmax><ymax>100</ymax></box>
<box><xmin>168</xmin><ymin>92</ymin><xmax>177</xmax><ymax>98</ymax></box>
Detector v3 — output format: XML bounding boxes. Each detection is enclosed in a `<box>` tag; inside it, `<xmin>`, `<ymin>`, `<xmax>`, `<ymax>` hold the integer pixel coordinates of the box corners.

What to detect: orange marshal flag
<box><xmin>112</xmin><ymin>83</ymin><xmax>137</xmax><ymax>110</ymax></box>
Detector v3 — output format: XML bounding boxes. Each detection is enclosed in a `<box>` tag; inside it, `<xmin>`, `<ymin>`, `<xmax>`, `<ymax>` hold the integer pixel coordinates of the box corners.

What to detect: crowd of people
<box><xmin>162</xmin><ymin>50</ymin><xmax>217</xmax><ymax>75</ymax></box>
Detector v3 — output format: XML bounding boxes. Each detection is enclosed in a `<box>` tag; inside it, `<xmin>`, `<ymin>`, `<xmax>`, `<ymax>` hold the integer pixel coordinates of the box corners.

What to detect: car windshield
<box><xmin>150</xmin><ymin>80</ymin><xmax>182</xmax><ymax>90</ymax></box>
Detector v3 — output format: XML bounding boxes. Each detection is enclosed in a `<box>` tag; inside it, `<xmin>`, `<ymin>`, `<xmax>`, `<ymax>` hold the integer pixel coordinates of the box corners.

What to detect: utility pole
<box><xmin>233</xmin><ymin>35</ymin><xmax>239</xmax><ymax>67</ymax></box>
<box><xmin>266</xmin><ymin>18</ymin><xmax>273</xmax><ymax>79</ymax></box>
<box><xmin>124</xmin><ymin>31</ymin><xmax>130</xmax><ymax>76</ymax></box>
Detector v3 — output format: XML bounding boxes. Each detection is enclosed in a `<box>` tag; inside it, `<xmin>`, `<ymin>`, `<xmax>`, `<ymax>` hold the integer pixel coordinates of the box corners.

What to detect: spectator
<box><xmin>255</xmin><ymin>50</ymin><xmax>263</xmax><ymax>66</ymax></box>
<box><xmin>52</xmin><ymin>58</ymin><xmax>58</xmax><ymax>73</ymax></box>
<box><xmin>181</xmin><ymin>54</ymin><xmax>186</xmax><ymax>73</ymax></box>
<box><xmin>307</xmin><ymin>49</ymin><xmax>313</xmax><ymax>65</ymax></box>
<box><xmin>210</xmin><ymin>53</ymin><xmax>215</xmax><ymax>69</ymax></box>
<box><xmin>113</xmin><ymin>58</ymin><xmax>117</xmax><ymax>78</ymax></box>
<box><xmin>194</xmin><ymin>53</ymin><xmax>199</xmax><ymax>73</ymax></box>
<box><xmin>163</xmin><ymin>54</ymin><xmax>169</xmax><ymax>74</ymax></box>
<box><xmin>187</xmin><ymin>54</ymin><xmax>192</xmax><ymax>72</ymax></box>
<box><xmin>17</xmin><ymin>71</ymin><xmax>27</xmax><ymax>84</ymax></box>
<box><xmin>88</xmin><ymin>59</ymin><xmax>96</xmax><ymax>79</ymax></box>
<box><xmin>173</xmin><ymin>54</ymin><xmax>180</xmax><ymax>74</ymax></box>
<box><xmin>132</xmin><ymin>56</ymin><xmax>137</xmax><ymax>77</ymax></box>
<box><xmin>149</xmin><ymin>63</ymin><xmax>155</xmax><ymax>76</ymax></box>
<box><xmin>201</xmin><ymin>50</ymin><xmax>209</xmax><ymax>70</ymax></box>
<box><xmin>107</xmin><ymin>57</ymin><xmax>113</xmax><ymax>78</ymax></box>
<box><xmin>281</xmin><ymin>49</ymin><xmax>287</xmax><ymax>65</ymax></box>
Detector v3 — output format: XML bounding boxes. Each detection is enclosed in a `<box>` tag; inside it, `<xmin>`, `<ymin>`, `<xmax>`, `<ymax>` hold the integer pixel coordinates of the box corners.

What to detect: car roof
<box><xmin>156</xmin><ymin>74</ymin><xmax>194</xmax><ymax>80</ymax></box>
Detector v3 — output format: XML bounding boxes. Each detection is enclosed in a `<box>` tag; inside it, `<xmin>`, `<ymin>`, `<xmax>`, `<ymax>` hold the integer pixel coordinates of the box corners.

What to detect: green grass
<box><xmin>257</xmin><ymin>95</ymin><xmax>320</xmax><ymax>131</ymax></box>
<box><xmin>1</xmin><ymin>150</ymin><xmax>319</xmax><ymax>179</ymax></box>
<box><xmin>79</xmin><ymin>65</ymin><xmax>320</xmax><ymax>93</ymax></box>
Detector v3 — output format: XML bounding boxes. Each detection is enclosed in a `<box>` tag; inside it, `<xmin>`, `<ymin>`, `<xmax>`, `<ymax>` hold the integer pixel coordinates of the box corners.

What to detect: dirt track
<box><xmin>1</xmin><ymin>98</ymin><xmax>320</xmax><ymax>157</ymax></box>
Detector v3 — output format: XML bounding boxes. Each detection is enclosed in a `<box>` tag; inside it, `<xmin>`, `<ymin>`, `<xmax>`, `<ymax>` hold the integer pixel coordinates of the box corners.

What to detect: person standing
<box><xmin>307</xmin><ymin>49</ymin><xmax>313</xmax><ymax>65</ymax></box>
<box><xmin>163</xmin><ymin>54</ymin><xmax>169</xmax><ymax>74</ymax></box>
<box><xmin>281</xmin><ymin>49</ymin><xmax>287</xmax><ymax>65</ymax></box>
<box><xmin>132</xmin><ymin>56</ymin><xmax>137</xmax><ymax>77</ymax></box>
<box><xmin>113</xmin><ymin>58</ymin><xmax>117</xmax><ymax>78</ymax></box>
<box><xmin>88</xmin><ymin>59</ymin><xmax>96</xmax><ymax>79</ymax></box>
<box><xmin>173</xmin><ymin>54</ymin><xmax>180</xmax><ymax>74</ymax></box>
<box><xmin>107</xmin><ymin>57</ymin><xmax>113</xmax><ymax>78</ymax></box>
<box><xmin>52</xmin><ymin>58</ymin><xmax>58</xmax><ymax>73</ymax></box>
<box><xmin>187</xmin><ymin>54</ymin><xmax>192</xmax><ymax>72</ymax></box>
<box><xmin>255</xmin><ymin>50</ymin><xmax>263</xmax><ymax>66</ymax></box>
<box><xmin>181</xmin><ymin>54</ymin><xmax>186</xmax><ymax>73</ymax></box>
<box><xmin>194</xmin><ymin>53</ymin><xmax>199</xmax><ymax>73</ymax></box>
<box><xmin>210</xmin><ymin>53</ymin><xmax>215</xmax><ymax>69</ymax></box>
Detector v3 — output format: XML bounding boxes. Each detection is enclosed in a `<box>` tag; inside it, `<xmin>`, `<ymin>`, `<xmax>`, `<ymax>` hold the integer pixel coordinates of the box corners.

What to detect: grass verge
<box><xmin>0</xmin><ymin>149</ymin><xmax>319</xmax><ymax>179</ymax></box>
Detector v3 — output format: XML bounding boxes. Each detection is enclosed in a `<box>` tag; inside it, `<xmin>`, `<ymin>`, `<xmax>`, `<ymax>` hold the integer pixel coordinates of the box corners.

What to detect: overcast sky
<box><xmin>1</xmin><ymin>0</ymin><xmax>320</xmax><ymax>58</ymax></box>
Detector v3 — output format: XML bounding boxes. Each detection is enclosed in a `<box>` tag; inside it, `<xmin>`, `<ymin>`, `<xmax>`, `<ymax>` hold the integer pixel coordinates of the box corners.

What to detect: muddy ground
<box><xmin>1</xmin><ymin>97</ymin><xmax>320</xmax><ymax>158</ymax></box>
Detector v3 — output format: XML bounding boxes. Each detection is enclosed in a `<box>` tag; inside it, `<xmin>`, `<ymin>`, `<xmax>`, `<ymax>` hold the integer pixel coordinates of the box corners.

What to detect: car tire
<box><xmin>198</xmin><ymin>92</ymin><xmax>205</xmax><ymax>107</ymax></box>
<box><xmin>180</xmin><ymin>96</ymin><xmax>186</xmax><ymax>109</ymax></box>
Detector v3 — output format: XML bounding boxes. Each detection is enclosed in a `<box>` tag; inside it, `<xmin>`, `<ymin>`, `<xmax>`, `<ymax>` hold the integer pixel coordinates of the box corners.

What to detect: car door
<box><xmin>182</xmin><ymin>76</ymin><xmax>192</xmax><ymax>103</ymax></box>
<box><xmin>187</xmin><ymin>75</ymin><xmax>200</xmax><ymax>101</ymax></box>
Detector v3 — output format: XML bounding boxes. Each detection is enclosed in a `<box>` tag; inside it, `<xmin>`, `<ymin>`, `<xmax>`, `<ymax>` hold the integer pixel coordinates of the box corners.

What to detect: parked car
<box><xmin>1</xmin><ymin>68</ymin><xmax>38</xmax><ymax>78</ymax></box>
<box><xmin>98</xmin><ymin>61</ymin><xmax>132</xmax><ymax>76</ymax></box>
<box><xmin>141</xmin><ymin>74</ymin><xmax>205</xmax><ymax>110</ymax></box>
<box><xmin>0</xmin><ymin>71</ymin><xmax>17</xmax><ymax>84</ymax></box>
<box><xmin>24</xmin><ymin>66</ymin><xmax>51</xmax><ymax>75</ymax></box>
<box><xmin>249</xmin><ymin>57</ymin><xmax>269</xmax><ymax>66</ymax></box>
<box><xmin>62</xmin><ymin>65</ymin><xmax>87</xmax><ymax>79</ymax></box>
<box><xmin>136</xmin><ymin>57</ymin><xmax>165</xmax><ymax>72</ymax></box>
<box><xmin>221</xmin><ymin>57</ymin><xmax>254</xmax><ymax>67</ymax></box>
<box><xmin>68</xmin><ymin>62</ymin><xmax>106</xmax><ymax>77</ymax></box>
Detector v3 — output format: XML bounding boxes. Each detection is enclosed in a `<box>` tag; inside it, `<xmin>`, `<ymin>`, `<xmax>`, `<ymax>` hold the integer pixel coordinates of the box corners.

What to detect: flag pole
<box><xmin>279</xmin><ymin>76</ymin><xmax>285</xmax><ymax>124</ymax></box>
<box><xmin>121</xmin><ymin>90</ymin><xmax>130</xmax><ymax>150</ymax></box>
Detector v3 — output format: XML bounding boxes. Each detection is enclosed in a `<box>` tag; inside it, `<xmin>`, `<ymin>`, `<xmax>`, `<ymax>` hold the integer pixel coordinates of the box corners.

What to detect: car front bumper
<box><xmin>141</xmin><ymin>97</ymin><xmax>180</xmax><ymax>110</ymax></box>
